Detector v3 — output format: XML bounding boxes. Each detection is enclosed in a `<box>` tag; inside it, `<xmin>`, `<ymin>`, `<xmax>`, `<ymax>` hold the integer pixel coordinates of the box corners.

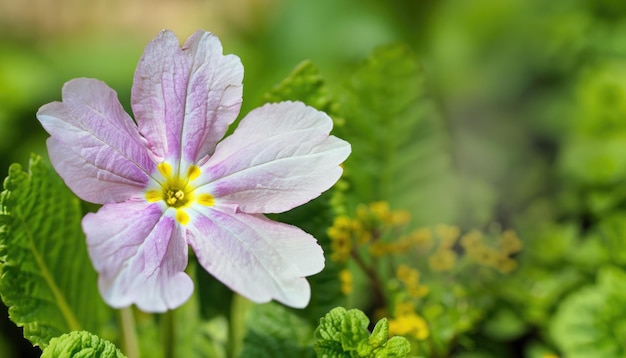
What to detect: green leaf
<box><xmin>240</xmin><ymin>302</ymin><xmax>315</xmax><ymax>358</ymax></box>
<box><xmin>367</xmin><ymin>318</ymin><xmax>389</xmax><ymax>350</ymax></box>
<box><xmin>373</xmin><ymin>336</ymin><xmax>411</xmax><ymax>358</ymax></box>
<box><xmin>0</xmin><ymin>155</ymin><xmax>113</xmax><ymax>347</ymax></box>
<box><xmin>314</xmin><ymin>307</ymin><xmax>410</xmax><ymax>358</ymax></box>
<box><xmin>550</xmin><ymin>266</ymin><xmax>626</xmax><ymax>358</ymax></box>
<box><xmin>314</xmin><ymin>307</ymin><xmax>346</xmax><ymax>357</ymax></box>
<box><xmin>335</xmin><ymin>43</ymin><xmax>458</xmax><ymax>225</ymax></box>
<box><xmin>598</xmin><ymin>212</ymin><xmax>626</xmax><ymax>266</ymax></box>
<box><xmin>41</xmin><ymin>331</ymin><xmax>125</xmax><ymax>358</ymax></box>
<box><xmin>341</xmin><ymin>309</ymin><xmax>369</xmax><ymax>351</ymax></box>
<box><xmin>264</xmin><ymin>60</ymin><xmax>338</xmax><ymax>117</ymax></box>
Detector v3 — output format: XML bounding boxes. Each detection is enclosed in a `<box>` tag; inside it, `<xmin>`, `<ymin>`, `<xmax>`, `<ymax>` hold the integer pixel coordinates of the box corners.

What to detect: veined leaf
<box><xmin>264</xmin><ymin>60</ymin><xmax>338</xmax><ymax>118</ymax></box>
<box><xmin>550</xmin><ymin>266</ymin><xmax>626</xmax><ymax>358</ymax></box>
<box><xmin>41</xmin><ymin>331</ymin><xmax>125</xmax><ymax>358</ymax></box>
<box><xmin>0</xmin><ymin>155</ymin><xmax>113</xmax><ymax>347</ymax></box>
<box><xmin>314</xmin><ymin>307</ymin><xmax>410</xmax><ymax>358</ymax></box>
<box><xmin>336</xmin><ymin>43</ymin><xmax>457</xmax><ymax>225</ymax></box>
<box><xmin>240</xmin><ymin>302</ymin><xmax>315</xmax><ymax>358</ymax></box>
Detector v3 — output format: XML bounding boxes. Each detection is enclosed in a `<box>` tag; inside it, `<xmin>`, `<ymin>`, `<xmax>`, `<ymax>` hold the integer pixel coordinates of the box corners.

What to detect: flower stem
<box><xmin>120</xmin><ymin>307</ymin><xmax>139</xmax><ymax>358</ymax></box>
<box><xmin>162</xmin><ymin>309</ymin><xmax>175</xmax><ymax>358</ymax></box>
<box><xmin>351</xmin><ymin>249</ymin><xmax>386</xmax><ymax>311</ymax></box>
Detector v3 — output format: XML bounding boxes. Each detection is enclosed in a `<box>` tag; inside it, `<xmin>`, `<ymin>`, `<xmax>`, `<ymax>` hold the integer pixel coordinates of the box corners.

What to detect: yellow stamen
<box><xmin>166</xmin><ymin>189</ymin><xmax>186</xmax><ymax>206</ymax></box>
<box><xmin>176</xmin><ymin>210</ymin><xmax>190</xmax><ymax>225</ymax></box>
<box><xmin>187</xmin><ymin>165</ymin><xmax>201</xmax><ymax>181</ymax></box>
<box><xmin>149</xmin><ymin>161</ymin><xmax>215</xmax><ymax>212</ymax></box>
<box><xmin>158</xmin><ymin>162</ymin><xmax>173</xmax><ymax>178</ymax></box>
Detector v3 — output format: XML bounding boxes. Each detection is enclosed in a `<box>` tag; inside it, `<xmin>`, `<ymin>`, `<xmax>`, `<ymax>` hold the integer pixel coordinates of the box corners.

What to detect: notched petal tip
<box><xmin>132</xmin><ymin>27</ymin><xmax>243</xmax><ymax>164</ymax></box>
<box><xmin>201</xmin><ymin>100</ymin><xmax>352</xmax><ymax>213</ymax></box>
<box><xmin>188</xmin><ymin>211</ymin><xmax>325</xmax><ymax>309</ymax></box>
<box><xmin>85</xmin><ymin>202</ymin><xmax>194</xmax><ymax>312</ymax></box>
<box><xmin>38</xmin><ymin>77</ymin><xmax>155</xmax><ymax>204</ymax></box>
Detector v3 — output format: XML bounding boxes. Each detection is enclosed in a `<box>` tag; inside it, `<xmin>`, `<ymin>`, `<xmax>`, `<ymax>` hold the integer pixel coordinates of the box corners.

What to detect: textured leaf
<box><xmin>0</xmin><ymin>155</ymin><xmax>113</xmax><ymax>347</ymax></box>
<box><xmin>373</xmin><ymin>336</ymin><xmax>411</xmax><ymax>358</ymax></box>
<box><xmin>314</xmin><ymin>307</ymin><xmax>410</xmax><ymax>358</ymax></box>
<box><xmin>341</xmin><ymin>309</ymin><xmax>369</xmax><ymax>351</ymax></box>
<box><xmin>240</xmin><ymin>302</ymin><xmax>315</xmax><ymax>358</ymax></box>
<box><xmin>550</xmin><ymin>266</ymin><xmax>626</xmax><ymax>358</ymax></box>
<box><xmin>598</xmin><ymin>212</ymin><xmax>626</xmax><ymax>266</ymax></box>
<box><xmin>336</xmin><ymin>43</ymin><xmax>457</xmax><ymax>225</ymax></box>
<box><xmin>264</xmin><ymin>60</ymin><xmax>338</xmax><ymax>117</ymax></box>
<box><xmin>368</xmin><ymin>318</ymin><xmax>389</xmax><ymax>350</ymax></box>
<box><xmin>41</xmin><ymin>331</ymin><xmax>125</xmax><ymax>358</ymax></box>
<box><xmin>314</xmin><ymin>307</ymin><xmax>349</xmax><ymax>357</ymax></box>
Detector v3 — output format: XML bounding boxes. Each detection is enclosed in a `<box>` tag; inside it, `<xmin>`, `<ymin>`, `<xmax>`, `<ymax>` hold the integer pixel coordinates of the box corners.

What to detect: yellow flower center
<box><xmin>166</xmin><ymin>189</ymin><xmax>186</xmax><ymax>207</ymax></box>
<box><xmin>145</xmin><ymin>162</ymin><xmax>214</xmax><ymax>225</ymax></box>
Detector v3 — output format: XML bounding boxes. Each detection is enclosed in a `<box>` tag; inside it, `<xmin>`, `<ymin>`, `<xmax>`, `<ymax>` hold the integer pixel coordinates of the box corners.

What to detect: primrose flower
<box><xmin>37</xmin><ymin>30</ymin><xmax>350</xmax><ymax>312</ymax></box>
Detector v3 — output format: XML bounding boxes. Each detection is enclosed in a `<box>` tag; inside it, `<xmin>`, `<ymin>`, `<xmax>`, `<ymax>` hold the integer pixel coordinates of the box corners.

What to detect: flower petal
<box><xmin>187</xmin><ymin>208</ymin><xmax>324</xmax><ymax>308</ymax></box>
<box><xmin>199</xmin><ymin>101</ymin><xmax>351</xmax><ymax>213</ymax></box>
<box><xmin>131</xmin><ymin>30</ymin><xmax>243</xmax><ymax>165</ymax></box>
<box><xmin>37</xmin><ymin>78</ymin><xmax>155</xmax><ymax>204</ymax></box>
<box><xmin>180</xmin><ymin>30</ymin><xmax>244</xmax><ymax>165</ymax></box>
<box><xmin>130</xmin><ymin>30</ymin><xmax>188</xmax><ymax>161</ymax></box>
<box><xmin>83</xmin><ymin>201</ymin><xmax>193</xmax><ymax>312</ymax></box>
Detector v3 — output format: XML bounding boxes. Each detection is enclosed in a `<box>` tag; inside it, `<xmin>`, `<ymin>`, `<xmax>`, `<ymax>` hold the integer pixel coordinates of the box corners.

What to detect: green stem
<box><xmin>351</xmin><ymin>249</ymin><xmax>386</xmax><ymax>311</ymax></box>
<box><xmin>119</xmin><ymin>307</ymin><xmax>139</xmax><ymax>358</ymax></box>
<box><xmin>162</xmin><ymin>309</ymin><xmax>175</xmax><ymax>358</ymax></box>
<box><xmin>229</xmin><ymin>295</ymin><xmax>251</xmax><ymax>358</ymax></box>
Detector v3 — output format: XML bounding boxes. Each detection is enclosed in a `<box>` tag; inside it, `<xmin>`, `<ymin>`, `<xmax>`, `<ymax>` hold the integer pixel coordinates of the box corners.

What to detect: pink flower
<box><xmin>37</xmin><ymin>30</ymin><xmax>350</xmax><ymax>312</ymax></box>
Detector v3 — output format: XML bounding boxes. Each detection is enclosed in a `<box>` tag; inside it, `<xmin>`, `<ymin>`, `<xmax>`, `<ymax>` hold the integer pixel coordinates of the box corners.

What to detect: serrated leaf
<box><xmin>550</xmin><ymin>266</ymin><xmax>626</xmax><ymax>358</ymax></box>
<box><xmin>240</xmin><ymin>302</ymin><xmax>315</xmax><ymax>358</ymax></box>
<box><xmin>41</xmin><ymin>331</ymin><xmax>125</xmax><ymax>358</ymax></box>
<box><xmin>336</xmin><ymin>43</ymin><xmax>457</xmax><ymax>225</ymax></box>
<box><xmin>368</xmin><ymin>318</ymin><xmax>389</xmax><ymax>349</ymax></box>
<box><xmin>373</xmin><ymin>336</ymin><xmax>411</xmax><ymax>358</ymax></box>
<box><xmin>264</xmin><ymin>60</ymin><xmax>337</xmax><ymax>116</ymax></box>
<box><xmin>314</xmin><ymin>307</ymin><xmax>410</xmax><ymax>358</ymax></box>
<box><xmin>0</xmin><ymin>155</ymin><xmax>113</xmax><ymax>347</ymax></box>
<box><xmin>598</xmin><ymin>212</ymin><xmax>626</xmax><ymax>265</ymax></box>
<box><xmin>314</xmin><ymin>307</ymin><xmax>349</xmax><ymax>357</ymax></box>
<box><xmin>341</xmin><ymin>309</ymin><xmax>370</xmax><ymax>351</ymax></box>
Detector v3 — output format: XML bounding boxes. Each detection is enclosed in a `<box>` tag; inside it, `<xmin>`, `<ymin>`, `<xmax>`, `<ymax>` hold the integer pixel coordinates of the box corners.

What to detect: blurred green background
<box><xmin>3</xmin><ymin>0</ymin><xmax>626</xmax><ymax>356</ymax></box>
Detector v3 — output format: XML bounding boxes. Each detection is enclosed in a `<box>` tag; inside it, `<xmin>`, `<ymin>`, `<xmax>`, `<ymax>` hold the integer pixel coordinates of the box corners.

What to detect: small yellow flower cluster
<box><xmin>388</xmin><ymin>301</ymin><xmax>429</xmax><ymax>340</ymax></box>
<box><xmin>359</xmin><ymin>201</ymin><xmax>411</xmax><ymax>227</ymax></box>
<box><xmin>338</xmin><ymin>269</ymin><xmax>353</xmax><ymax>295</ymax></box>
<box><xmin>370</xmin><ymin>227</ymin><xmax>435</xmax><ymax>258</ymax></box>
<box><xmin>327</xmin><ymin>201</ymin><xmax>411</xmax><ymax>262</ymax></box>
<box><xmin>500</xmin><ymin>230</ymin><xmax>523</xmax><ymax>254</ymax></box>
<box><xmin>428</xmin><ymin>225</ymin><xmax>460</xmax><ymax>272</ymax></box>
<box><xmin>396</xmin><ymin>264</ymin><xmax>429</xmax><ymax>298</ymax></box>
<box><xmin>327</xmin><ymin>216</ymin><xmax>355</xmax><ymax>262</ymax></box>
<box><xmin>409</xmin><ymin>228</ymin><xmax>433</xmax><ymax>250</ymax></box>
<box><xmin>460</xmin><ymin>229</ymin><xmax>522</xmax><ymax>274</ymax></box>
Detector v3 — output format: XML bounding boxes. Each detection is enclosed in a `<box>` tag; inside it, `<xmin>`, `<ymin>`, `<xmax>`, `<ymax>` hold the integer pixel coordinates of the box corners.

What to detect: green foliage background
<box><xmin>2</xmin><ymin>0</ymin><xmax>626</xmax><ymax>357</ymax></box>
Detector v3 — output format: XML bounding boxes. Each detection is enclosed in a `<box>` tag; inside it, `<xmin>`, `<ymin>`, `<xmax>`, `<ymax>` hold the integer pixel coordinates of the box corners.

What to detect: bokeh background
<box><xmin>2</xmin><ymin>0</ymin><xmax>626</xmax><ymax>357</ymax></box>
